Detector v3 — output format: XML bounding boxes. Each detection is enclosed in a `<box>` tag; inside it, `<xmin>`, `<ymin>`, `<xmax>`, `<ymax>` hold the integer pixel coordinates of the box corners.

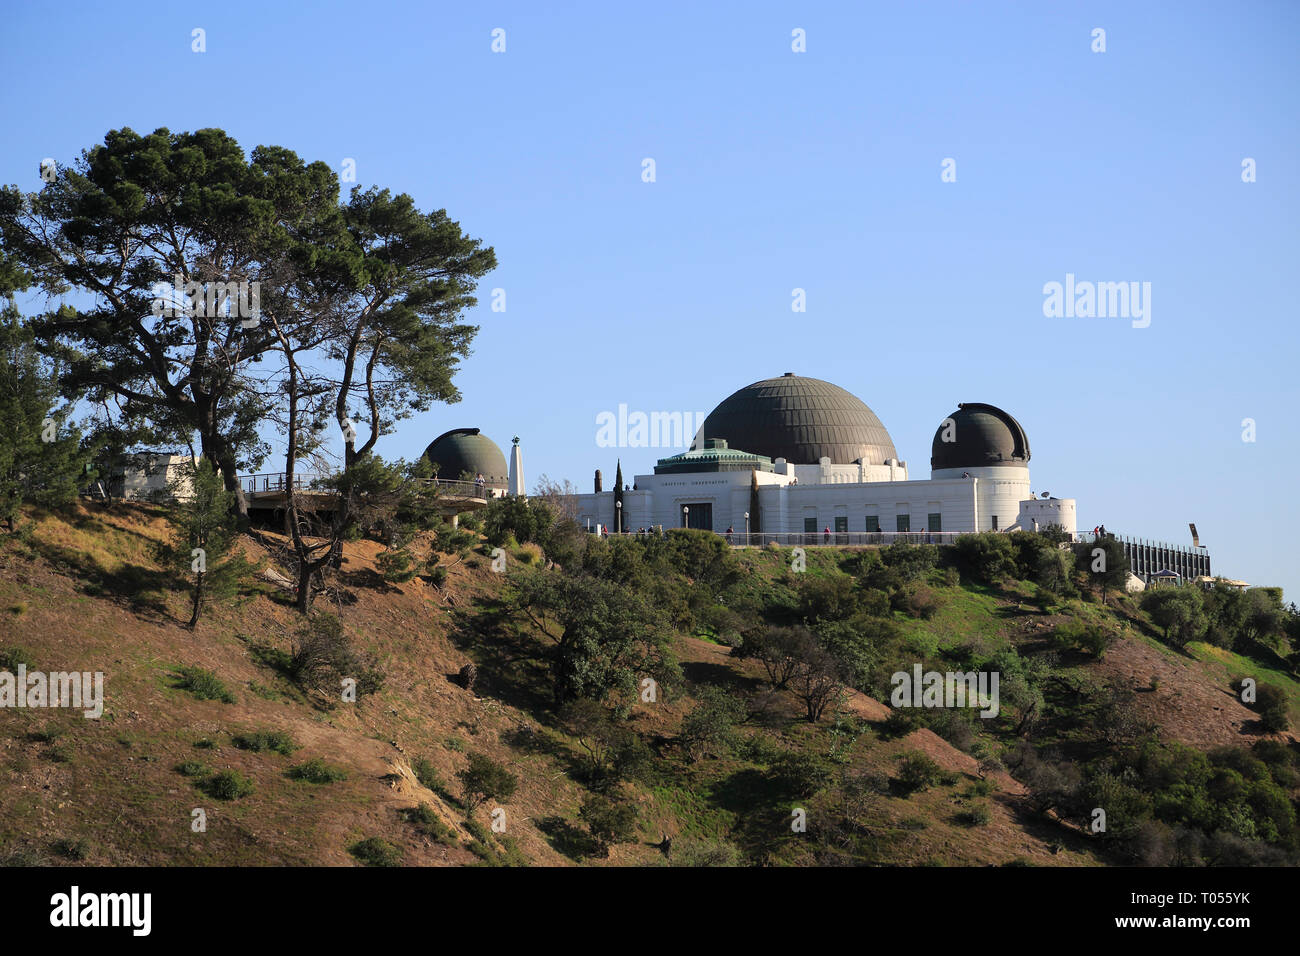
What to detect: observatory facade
<box><xmin>573</xmin><ymin>374</ymin><xmax>1076</xmax><ymax>537</ymax></box>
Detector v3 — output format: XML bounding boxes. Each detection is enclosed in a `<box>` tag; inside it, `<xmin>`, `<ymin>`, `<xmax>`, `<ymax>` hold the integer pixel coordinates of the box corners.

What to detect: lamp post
<box><xmin>615</xmin><ymin>500</ymin><xmax>622</xmax><ymax>534</ymax></box>
<box><xmin>682</xmin><ymin>506</ymin><xmax>689</xmax><ymax>529</ymax></box>
<box><xmin>744</xmin><ymin>511</ymin><xmax>749</xmax><ymax>544</ymax></box>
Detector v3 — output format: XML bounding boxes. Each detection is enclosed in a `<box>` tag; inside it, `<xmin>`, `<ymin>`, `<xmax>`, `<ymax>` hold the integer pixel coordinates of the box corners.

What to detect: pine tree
<box><xmin>0</xmin><ymin>301</ymin><xmax>88</xmax><ymax>531</ymax></box>
<box><xmin>159</xmin><ymin>458</ymin><xmax>253</xmax><ymax>628</ymax></box>
<box><xmin>613</xmin><ymin>460</ymin><xmax>624</xmax><ymax>532</ymax></box>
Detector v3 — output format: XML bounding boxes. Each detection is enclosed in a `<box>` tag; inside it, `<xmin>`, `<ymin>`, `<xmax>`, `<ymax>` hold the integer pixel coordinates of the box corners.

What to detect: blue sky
<box><xmin>2</xmin><ymin>1</ymin><xmax>1297</xmax><ymax>596</ymax></box>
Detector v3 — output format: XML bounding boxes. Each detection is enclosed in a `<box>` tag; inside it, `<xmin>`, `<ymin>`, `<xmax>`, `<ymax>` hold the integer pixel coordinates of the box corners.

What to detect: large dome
<box><xmin>930</xmin><ymin>403</ymin><xmax>1030</xmax><ymax>472</ymax></box>
<box><xmin>701</xmin><ymin>373</ymin><xmax>899</xmax><ymax>465</ymax></box>
<box><xmin>422</xmin><ymin>428</ymin><xmax>509</xmax><ymax>486</ymax></box>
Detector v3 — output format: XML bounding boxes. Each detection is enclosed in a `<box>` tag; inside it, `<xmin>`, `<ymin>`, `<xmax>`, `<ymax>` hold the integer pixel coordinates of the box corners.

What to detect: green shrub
<box><xmin>175</xmin><ymin>760</ymin><xmax>210</xmax><ymax>778</ymax></box>
<box><xmin>51</xmin><ymin>838</ymin><xmax>89</xmax><ymax>861</ymax></box>
<box><xmin>579</xmin><ymin>794</ymin><xmax>639</xmax><ymax>857</ymax></box>
<box><xmin>956</xmin><ymin>803</ymin><xmax>992</xmax><ymax>826</ymax></box>
<box><xmin>881</xmin><ymin>708</ymin><xmax>920</xmax><ymax>738</ymax></box>
<box><xmin>895</xmin><ymin>752</ymin><xmax>950</xmax><ymax>794</ymax></box>
<box><xmin>405</xmin><ymin>803</ymin><xmax>454</xmax><ymax>842</ymax></box>
<box><xmin>349</xmin><ymin>836</ymin><xmax>402</xmax><ymax>867</ymax></box>
<box><xmin>0</xmin><ymin>646</ymin><xmax>36</xmax><ymax>670</ymax></box>
<box><xmin>232</xmin><ymin>729</ymin><xmax>298</xmax><ymax>755</ymax></box>
<box><xmin>953</xmin><ymin>533</ymin><xmax>1017</xmax><ymax>583</ymax></box>
<box><xmin>173</xmin><ymin>666</ymin><xmax>235</xmax><ymax>703</ymax></box>
<box><xmin>768</xmin><ymin>751</ymin><xmax>834</xmax><ymax>797</ymax></box>
<box><xmin>680</xmin><ymin>686</ymin><xmax>746</xmax><ymax>759</ymax></box>
<box><xmin>670</xmin><ymin>838</ymin><xmax>745</xmax><ymax>867</ymax></box>
<box><xmin>204</xmin><ymin>769</ymin><xmax>254</xmax><ymax>801</ymax></box>
<box><xmin>287</xmin><ymin>757</ymin><xmax>347</xmax><ymax>784</ymax></box>
<box><xmin>411</xmin><ymin>757</ymin><xmax>447</xmax><ymax>795</ymax></box>
<box><xmin>1254</xmin><ymin>683</ymin><xmax>1290</xmax><ymax>733</ymax></box>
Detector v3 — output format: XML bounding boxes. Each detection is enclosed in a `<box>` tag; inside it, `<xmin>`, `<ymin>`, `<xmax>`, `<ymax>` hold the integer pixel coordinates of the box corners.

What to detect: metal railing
<box><xmin>594</xmin><ymin>529</ymin><xmax>964</xmax><ymax>547</ymax></box>
<box><xmin>239</xmin><ymin>472</ymin><xmax>328</xmax><ymax>493</ymax></box>
<box><xmin>413</xmin><ymin>477</ymin><xmax>491</xmax><ymax>500</ymax></box>
<box><xmin>238</xmin><ymin>473</ymin><xmax>490</xmax><ymax>500</ymax></box>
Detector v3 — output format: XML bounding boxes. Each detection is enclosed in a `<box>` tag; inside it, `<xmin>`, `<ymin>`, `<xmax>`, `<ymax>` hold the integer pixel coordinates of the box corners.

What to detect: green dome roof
<box><xmin>422</xmin><ymin>428</ymin><xmax>508</xmax><ymax>486</ymax></box>
<box><xmin>653</xmin><ymin>439</ymin><xmax>774</xmax><ymax>475</ymax></box>
<box><xmin>701</xmin><ymin>373</ymin><xmax>898</xmax><ymax>465</ymax></box>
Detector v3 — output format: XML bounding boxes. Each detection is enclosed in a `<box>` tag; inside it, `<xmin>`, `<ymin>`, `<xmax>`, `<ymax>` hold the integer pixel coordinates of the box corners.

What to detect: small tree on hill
<box><xmin>457</xmin><ymin>752</ymin><xmax>517</xmax><ymax>817</ymax></box>
<box><xmin>159</xmin><ymin>457</ymin><xmax>254</xmax><ymax>628</ymax></box>
<box><xmin>579</xmin><ymin>794</ymin><xmax>638</xmax><ymax>857</ymax></box>
<box><xmin>1142</xmin><ymin>587</ymin><xmax>1207</xmax><ymax>648</ymax></box>
<box><xmin>1073</xmin><ymin>536</ymin><xmax>1129</xmax><ymax>604</ymax></box>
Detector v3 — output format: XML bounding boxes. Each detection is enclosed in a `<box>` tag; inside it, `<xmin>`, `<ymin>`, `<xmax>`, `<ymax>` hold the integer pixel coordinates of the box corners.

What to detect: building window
<box><xmin>803</xmin><ymin>517</ymin><xmax>817</xmax><ymax>533</ymax></box>
<box><xmin>990</xmin><ymin>515</ymin><xmax>999</xmax><ymax>531</ymax></box>
<box><xmin>928</xmin><ymin>513</ymin><xmax>942</xmax><ymax>532</ymax></box>
<box><xmin>834</xmin><ymin>517</ymin><xmax>847</xmax><ymax>533</ymax></box>
<box><xmin>865</xmin><ymin>516</ymin><xmax>880</xmax><ymax>533</ymax></box>
<box><xmin>896</xmin><ymin>514</ymin><xmax>910</xmax><ymax>533</ymax></box>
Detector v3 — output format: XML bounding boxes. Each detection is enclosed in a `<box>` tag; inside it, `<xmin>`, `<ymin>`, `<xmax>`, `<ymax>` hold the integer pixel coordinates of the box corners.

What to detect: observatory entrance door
<box><xmin>682</xmin><ymin>503</ymin><xmax>713</xmax><ymax>531</ymax></box>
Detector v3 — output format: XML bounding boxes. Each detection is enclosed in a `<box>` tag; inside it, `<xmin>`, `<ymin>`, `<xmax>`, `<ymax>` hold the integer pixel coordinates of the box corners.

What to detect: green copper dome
<box><xmin>701</xmin><ymin>373</ymin><xmax>899</xmax><ymax>465</ymax></box>
<box><xmin>422</xmin><ymin>428</ymin><xmax>509</xmax><ymax>486</ymax></box>
<box><xmin>653</xmin><ymin>439</ymin><xmax>774</xmax><ymax>475</ymax></box>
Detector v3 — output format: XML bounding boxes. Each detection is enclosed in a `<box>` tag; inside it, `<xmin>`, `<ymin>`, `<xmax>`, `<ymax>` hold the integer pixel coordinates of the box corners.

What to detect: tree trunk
<box><xmin>187</xmin><ymin>573</ymin><xmax>203</xmax><ymax>629</ymax></box>
<box><xmin>296</xmin><ymin>561</ymin><xmax>313</xmax><ymax>613</ymax></box>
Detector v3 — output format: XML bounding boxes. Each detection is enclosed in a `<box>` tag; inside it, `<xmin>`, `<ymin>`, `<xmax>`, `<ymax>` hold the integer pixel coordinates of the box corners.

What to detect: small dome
<box><xmin>931</xmin><ymin>403</ymin><xmax>1030</xmax><ymax>471</ymax></box>
<box><xmin>701</xmin><ymin>374</ymin><xmax>899</xmax><ymax>465</ymax></box>
<box><xmin>422</xmin><ymin>428</ymin><xmax>508</xmax><ymax>486</ymax></box>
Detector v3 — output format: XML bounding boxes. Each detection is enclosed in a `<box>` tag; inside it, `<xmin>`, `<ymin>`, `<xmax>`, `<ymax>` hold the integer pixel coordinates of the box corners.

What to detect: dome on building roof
<box><xmin>422</xmin><ymin>428</ymin><xmax>509</xmax><ymax>486</ymax></box>
<box><xmin>700</xmin><ymin>373</ymin><xmax>899</xmax><ymax>465</ymax></box>
<box><xmin>930</xmin><ymin>403</ymin><xmax>1030</xmax><ymax>472</ymax></box>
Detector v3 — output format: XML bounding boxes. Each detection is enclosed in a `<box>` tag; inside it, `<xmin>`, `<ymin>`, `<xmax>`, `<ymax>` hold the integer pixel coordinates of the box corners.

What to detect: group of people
<box><xmin>1092</xmin><ymin>524</ymin><xmax>1109</xmax><ymax>540</ymax></box>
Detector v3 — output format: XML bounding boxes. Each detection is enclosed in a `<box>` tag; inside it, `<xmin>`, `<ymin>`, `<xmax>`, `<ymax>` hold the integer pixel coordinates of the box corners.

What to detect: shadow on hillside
<box><xmin>999</xmin><ymin>794</ymin><xmax>1108</xmax><ymax>862</ymax></box>
<box><xmin>447</xmin><ymin>595</ymin><xmax>556</xmax><ymax>719</ymax></box>
<box><xmin>707</xmin><ymin>767</ymin><xmax>792</xmax><ymax>863</ymax></box>
<box><xmin>680</xmin><ymin>660</ymin><xmax>764</xmax><ymax>696</ymax></box>
<box><xmin>336</xmin><ymin>566</ymin><xmax>400</xmax><ymax>596</ymax></box>
<box><xmin>23</xmin><ymin>535</ymin><xmax>175</xmax><ymax>621</ymax></box>
<box><xmin>535</xmin><ymin>816</ymin><xmax>601</xmax><ymax>861</ymax></box>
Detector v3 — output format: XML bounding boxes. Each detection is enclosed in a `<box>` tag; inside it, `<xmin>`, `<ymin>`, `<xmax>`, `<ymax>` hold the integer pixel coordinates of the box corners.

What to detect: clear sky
<box><xmin>2</xmin><ymin>1</ymin><xmax>1297</xmax><ymax>597</ymax></box>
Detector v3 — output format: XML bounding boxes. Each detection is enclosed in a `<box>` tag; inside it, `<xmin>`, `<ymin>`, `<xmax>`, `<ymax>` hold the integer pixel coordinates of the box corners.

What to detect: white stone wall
<box><xmin>933</xmin><ymin>465</ymin><xmax>1031</xmax><ymax>532</ymax></box>
<box><xmin>576</xmin><ymin>470</ymin><xmax>992</xmax><ymax>535</ymax></box>
<box><xmin>117</xmin><ymin>454</ymin><xmax>194</xmax><ymax>500</ymax></box>
<box><xmin>1015</xmin><ymin>497</ymin><xmax>1077</xmax><ymax>535</ymax></box>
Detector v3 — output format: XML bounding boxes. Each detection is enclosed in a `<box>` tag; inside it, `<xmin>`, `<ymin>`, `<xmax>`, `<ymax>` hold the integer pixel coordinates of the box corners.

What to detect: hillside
<box><xmin>0</xmin><ymin>501</ymin><xmax>1297</xmax><ymax>867</ymax></box>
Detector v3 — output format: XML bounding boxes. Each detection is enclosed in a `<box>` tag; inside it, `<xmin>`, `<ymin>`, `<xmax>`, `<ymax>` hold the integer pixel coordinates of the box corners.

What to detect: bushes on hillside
<box><xmin>680</xmin><ymin>686</ymin><xmax>746</xmax><ymax>759</ymax></box>
<box><xmin>895</xmin><ymin>752</ymin><xmax>954</xmax><ymax>794</ymax></box>
<box><xmin>578</xmin><ymin>794</ymin><xmax>639</xmax><ymax>857</ymax></box>
<box><xmin>173</xmin><ymin>665</ymin><xmax>236</xmax><ymax>704</ymax></box>
<box><xmin>290</xmin><ymin>612</ymin><xmax>385</xmax><ymax>702</ymax></box>
<box><xmin>1252</xmin><ymin>683</ymin><xmax>1291</xmax><ymax>733</ymax></box>
<box><xmin>1141</xmin><ymin>587</ymin><xmax>1207</xmax><ymax>648</ymax></box>
<box><xmin>1050</xmin><ymin>618</ymin><xmax>1119</xmax><ymax>658</ymax></box>
<box><xmin>953</xmin><ymin>532</ymin><xmax>1017</xmax><ymax>583</ymax></box>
